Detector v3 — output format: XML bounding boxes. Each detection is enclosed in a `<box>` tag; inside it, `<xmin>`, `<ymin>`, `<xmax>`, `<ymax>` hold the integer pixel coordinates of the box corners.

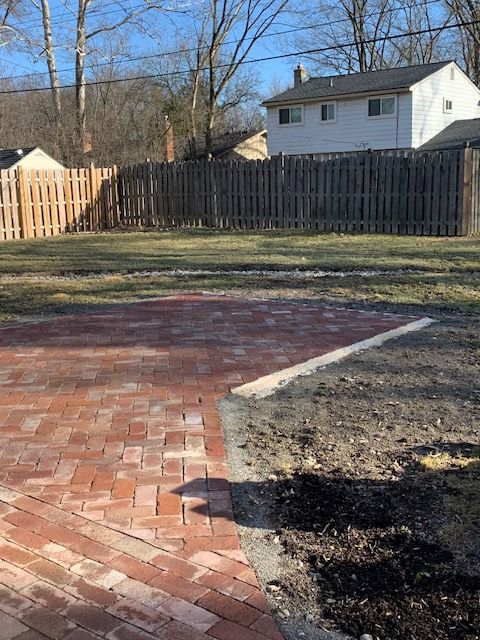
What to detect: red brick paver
<box><xmin>0</xmin><ymin>294</ymin><xmax>418</xmax><ymax>638</ymax></box>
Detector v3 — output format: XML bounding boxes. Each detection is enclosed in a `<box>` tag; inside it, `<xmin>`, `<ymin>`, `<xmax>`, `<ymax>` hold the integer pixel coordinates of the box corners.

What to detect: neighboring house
<box><xmin>0</xmin><ymin>147</ymin><xmax>64</xmax><ymax>171</ymax></box>
<box><xmin>262</xmin><ymin>61</ymin><xmax>480</xmax><ymax>156</ymax></box>
<box><xmin>196</xmin><ymin>129</ymin><xmax>268</xmax><ymax>161</ymax></box>
<box><xmin>419</xmin><ymin>117</ymin><xmax>480</xmax><ymax>150</ymax></box>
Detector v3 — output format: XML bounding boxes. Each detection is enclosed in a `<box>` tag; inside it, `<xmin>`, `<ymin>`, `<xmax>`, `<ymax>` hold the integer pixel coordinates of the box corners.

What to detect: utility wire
<box><xmin>0</xmin><ymin>17</ymin><xmax>476</xmax><ymax>96</ymax></box>
<box><xmin>8</xmin><ymin>0</ymin><xmax>156</xmax><ymax>30</ymax></box>
<box><xmin>0</xmin><ymin>0</ymin><xmax>444</xmax><ymax>82</ymax></box>
<box><xmin>0</xmin><ymin>56</ymin><xmax>38</xmax><ymax>73</ymax></box>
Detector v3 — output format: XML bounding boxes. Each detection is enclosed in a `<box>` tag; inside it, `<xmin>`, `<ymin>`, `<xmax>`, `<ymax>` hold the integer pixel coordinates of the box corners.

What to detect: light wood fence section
<box><xmin>0</xmin><ymin>166</ymin><xmax>118</xmax><ymax>241</ymax></box>
<box><xmin>0</xmin><ymin>170</ymin><xmax>22</xmax><ymax>240</ymax></box>
<box><xmin>1</xmin><ymin>149</ymin><xmax>479</xmax><ymax>240</ymax></box>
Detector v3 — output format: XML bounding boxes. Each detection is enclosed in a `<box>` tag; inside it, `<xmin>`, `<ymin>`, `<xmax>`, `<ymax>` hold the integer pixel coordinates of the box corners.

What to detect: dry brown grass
<box><xmin>421</xmin><ymin>450</ymin><xmax>480</xmax><ymax>561</ymax></box>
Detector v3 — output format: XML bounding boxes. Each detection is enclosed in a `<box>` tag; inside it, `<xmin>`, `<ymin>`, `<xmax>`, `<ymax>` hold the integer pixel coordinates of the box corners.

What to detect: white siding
<box><xmin>226</xmin><ymin>131</ymin><xmax>268</xmax><ymax>160</ymax></box>
<box><xmin>411</xmin><ymin>62</ymin><xmax>480</xmax><ymax>148</ymax></box>
<box><xmin>266</xmin><ymin>92</ymin><xmax>412</xmax><ymax>155</ymax></box>
<box><xmin>15</xmin><ymin>149</ymin><xmax>64</xmax><ymax>170</ymax></box>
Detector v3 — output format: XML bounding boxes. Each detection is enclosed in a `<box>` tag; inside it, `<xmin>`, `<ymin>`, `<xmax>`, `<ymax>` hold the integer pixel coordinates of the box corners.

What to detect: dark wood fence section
<box><xmin>467</xmin><ymin>148</ymin><xmax>480</xmax><ymax>235</ymax></box>
<box><xmin>117</xmin><ymin>148</ymin><xmax>479</xmax><ymax>236</ymax></box>
<box><xmin>1</xmin><ymin>149</ymin><xmax>480</xmax><ymax>240</ymax></box>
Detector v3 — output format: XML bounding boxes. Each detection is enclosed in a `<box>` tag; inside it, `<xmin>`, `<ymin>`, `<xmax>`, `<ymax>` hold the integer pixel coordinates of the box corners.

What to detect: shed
<box><xmin>0</xmin><ymin>147</ymin><xmax>64</xmax><ymax>171</ymax></box>
<box><xmin>194</xmin><ymin>129</ymin><xmax>268</xmax><ymax>161</ymax></box>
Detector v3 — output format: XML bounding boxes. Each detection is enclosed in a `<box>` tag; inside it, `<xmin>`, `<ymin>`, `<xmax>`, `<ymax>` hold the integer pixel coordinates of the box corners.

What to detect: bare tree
<box><xmin>32</xmin><ymin>0</ymin><xmax>62</xmax><ymax>123</ymax></box>
<box><xmin>68</xmin><ymin>0</ymin><xmax>165</xmax><ymax>154</ymax></box>
<box><xmin>290</xmin><ymin>0</ymin><xmax>456</xmax><ymax>75</ymax></box>
<box><xmin>150</xmin><ymin>1</ymin><xmax>285</xmax><ymax>157</ymax></box>
<box><xmin>293</xmin><ymin>0</ymin><xmax>397</xmax><ymax>75</ymax></box>
<box><xmin>390</xmin><ymin>0</ymin><xmax>450</xmax><ymax>66</ymax></box>
<box><xmin>1</xmin><ymin>1</ymin><xmax>245</xmax><ymax>163</ymax></box>
<box><xmin>165</xmin><ymin>24</ymin><xmax>211</xmax><ymax>158</ymax></box>
<box><xmin>0</xmin><ymin>0</ymin><xmax>25</xmax><ymax>49</ymax></box>
<box><xmin>189</xmin><ymin>20</ymin><xmax>209</xmax><ymax>157</ymax></box>
<box><xmin>185</xmin><ymin>0</ymin><xmax>289</xmax><ymax>154</ymax></box>
<box><xmin>445</xmin><ymin>0</ymin><xmax>480</xmax><ymax>84</ymax></box>
<box><xmin>0</xmin><ymin>0</ymin><xmax>22</xmax><ymax>27</ymax></box>
<box><xmin>343</xmin><ymin>0</ymin><xmax>395</xmax><ymax>72</ymax></box>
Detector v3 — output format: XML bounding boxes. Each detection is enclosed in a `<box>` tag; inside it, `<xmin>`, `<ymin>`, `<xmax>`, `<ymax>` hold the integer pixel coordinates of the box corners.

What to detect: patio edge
<box><xmin>231</xmin><ymin>317</ymin><xmax>435</xmax><ymax>398</ymax></box>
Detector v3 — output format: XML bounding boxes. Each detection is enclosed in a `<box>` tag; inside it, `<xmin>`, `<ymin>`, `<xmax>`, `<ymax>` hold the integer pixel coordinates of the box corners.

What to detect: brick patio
<box><xmin>0</xmin><ymin>294</ymin><xmax>418</xmax><ymax>639</ymax></box>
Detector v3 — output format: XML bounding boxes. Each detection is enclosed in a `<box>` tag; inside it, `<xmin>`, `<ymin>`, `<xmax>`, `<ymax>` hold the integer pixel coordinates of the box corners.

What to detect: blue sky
<box><xmin>1</xmin><ymin>0</ymin><xmax>454</xmax><ymax>102</ymax></box>
<box><xmin>0</xmin><ymin>0</ymin><xmax>297</xmax><ymax>98</ymax></box>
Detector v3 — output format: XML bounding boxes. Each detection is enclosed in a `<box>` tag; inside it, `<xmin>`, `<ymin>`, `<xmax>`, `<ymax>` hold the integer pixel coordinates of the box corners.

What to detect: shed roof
<box><xmin>210</xmin><ymin>129</ymin><xmax>266</xmax><ymax>158</ymax></box>
<box><xmin>194</xmin><ymin>129</ymin><xmax>266</xmax><ymax>159</ymax></box>
<box><xmin>0</xmin><ymin>147</ymin><xmax>36</xmax><ymax>170</ymax></box>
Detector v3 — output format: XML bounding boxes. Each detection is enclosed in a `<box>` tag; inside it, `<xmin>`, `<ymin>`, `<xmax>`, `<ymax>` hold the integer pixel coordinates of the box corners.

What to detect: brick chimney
<box><xmin>164</xmin><ymin>115</ymin><xmax>175</xmax><ymax>162</ymax></box>
<box><xmin>294</xmin><ymin>63</ymin><xmax>307</xmax><ymax>87</ymax></box>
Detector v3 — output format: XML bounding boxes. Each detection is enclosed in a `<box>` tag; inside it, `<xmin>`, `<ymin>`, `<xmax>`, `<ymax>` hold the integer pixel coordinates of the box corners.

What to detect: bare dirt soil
<box><xmin>225</xmin><ymin>314</ymin><xmax>480</xmax><ymax>640</ymax></box>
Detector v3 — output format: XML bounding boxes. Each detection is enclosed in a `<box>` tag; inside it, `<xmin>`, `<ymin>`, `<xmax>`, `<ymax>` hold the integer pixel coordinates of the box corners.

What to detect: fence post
<box><xmin>88</xmin><ymin>162</ymin><xmax>99</xmax><ymax>230</ymax></box>
<box><xmin>64</xmin><ymin>169</ymin><xmax>74</xmax><ymax>231</ymax></box>
<box><xmin>17</xmin><ymin>167</ymin><xmax>33</xmax><ymax>239</ymax></box>
<box><xmin>111</xmin><ymin>164</ymin><xmax>119</xmax><ymax>227</ymax></box>
<box><xmin>461</xmin><ymin>147</ymin><xmax>473</xmax><ymax>236</ymax></box>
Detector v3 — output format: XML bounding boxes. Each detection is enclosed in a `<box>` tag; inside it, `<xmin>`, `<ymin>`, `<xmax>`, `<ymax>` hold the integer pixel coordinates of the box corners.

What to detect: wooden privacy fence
<box><xmin>0</xmin><ymin>166</ymin><xmax>119</xmax><ymax>241</ymax></box>
<box><xmin>1</xmin><ymin>149</ymin><xmax>479</xmax><ymax>240</ymax></box>
<box><xmin>116</xmin><ymin>148</ymin><xmax>479</xmax><ymax>236</ymax></box>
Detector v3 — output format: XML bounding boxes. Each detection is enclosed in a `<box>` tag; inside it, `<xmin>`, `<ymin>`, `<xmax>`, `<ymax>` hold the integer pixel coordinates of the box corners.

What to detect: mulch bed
<box><xmin>234</xmin><ymin>315</ymin><xmax>480</xmax><ymax>640</ymax></box>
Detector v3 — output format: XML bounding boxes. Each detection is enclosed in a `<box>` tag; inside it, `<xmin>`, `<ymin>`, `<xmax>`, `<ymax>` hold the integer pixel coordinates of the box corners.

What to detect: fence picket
<box><xmin>0</xmin><ymin>151</ymin><xmax>479</xmax><ymax>240</ymax></box>
<box><xmin>452</xmin><ymin>150</ymin><xmax>463</xmax><ymax>236</ymax></box>
<box><xmin>1</xmin><ymin>170</ymin><xmax>13</xmax><ymax>240</ymax></box>
<box><xmin>439</xmin><ymin>153</ymin><xmax>451</xmax><ymax>236</ymax></box>
<box><xmin>339</xmin><ymin>156</ymin><xmax>348</xmax><ymax>232</ymax></box>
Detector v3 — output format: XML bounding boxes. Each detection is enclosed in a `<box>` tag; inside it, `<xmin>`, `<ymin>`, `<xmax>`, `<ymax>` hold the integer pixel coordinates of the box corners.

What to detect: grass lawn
<box><xmin>0</xmin><ymin>229</ymin><xmax>479</xmax><ymax>323</ymax></box>
<box><xmin>0</xmin><ymin>229</ymin><xmax>479</xmax><ymax>274</ymax></box>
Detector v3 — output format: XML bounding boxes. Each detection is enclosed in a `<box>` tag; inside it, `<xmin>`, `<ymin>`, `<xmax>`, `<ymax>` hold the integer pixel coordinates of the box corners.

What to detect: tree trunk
<box><xmin>205</xmin><ymin>96</ymin><xmax>216</xmax><ymax>155</ymax></box>
<box><xmin>205</xmin><ymin>115</ymin><xmax>215</xmax><ymax>155</ymax></box>
<box><xmin>76</xmin><ymin>0</ymin><xmax>88</xmax><ymax>155</ymax></box>
<box><xmin>40</xmin><ymin>0</ymin><xmax>61</xmax><ymax>124</ymax></box>
<box><xmin>446</xmin><ymin>0</ymin><xmax>480</xmax><ymax>84</ymax></box>
<box><xmin>189</xmin><ymin>73</ymin><xmax>200</xmax><ymax>158</ymax></box>
<box><xmin>205</xmin><ymin>38</ymin><xmax>217</xmax><ymax>155</ymax></box>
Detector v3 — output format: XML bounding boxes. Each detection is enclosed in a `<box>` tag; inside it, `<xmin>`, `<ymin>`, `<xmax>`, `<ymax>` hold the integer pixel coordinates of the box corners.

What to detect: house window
<box><xmin>278</xmin><ymin>106</ymin><xmax>303</xmax><ymax>125</ymax></box>
<box><xmin>368</xmin><ymin>96</ymin><xmax>396</xmax><ymax>117</ymax></box>
<box><xmin>320</xmin><ymin>102</ymin><xmax>336</xmax><ymax>122</ymax></box>
<box><xmin>444</xmin><ymin>98</ymin><xmax>453</xmax><ymax>113</ymax></box>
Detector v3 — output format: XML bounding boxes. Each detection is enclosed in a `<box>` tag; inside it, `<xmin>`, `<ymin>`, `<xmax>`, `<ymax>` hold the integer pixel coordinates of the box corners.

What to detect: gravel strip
<box><xmin>0</xmin><ymin>268</ymin><xmax>423</xmax><ymax>281</ymax></box>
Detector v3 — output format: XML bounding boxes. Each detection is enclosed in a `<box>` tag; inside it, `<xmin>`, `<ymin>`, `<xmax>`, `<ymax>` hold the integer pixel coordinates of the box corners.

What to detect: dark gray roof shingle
<box><xmin>0</xmin><ymin>147</ymin><xmax>35</xmax><ymax>170</ymax></box>
<box><xmin>262</xmin><ymin>61</ymin><xmax>452</xmax><ymax>105</ymax></box>
<box><xmin>419</xmin><ymin>118</ymin><xmax>480</xmax><ymax>150</ymax></box>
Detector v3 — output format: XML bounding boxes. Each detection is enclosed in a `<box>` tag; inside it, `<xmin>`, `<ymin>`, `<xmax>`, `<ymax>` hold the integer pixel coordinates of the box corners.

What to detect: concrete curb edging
<box><xmin>232</xmin><ymin>317</ymin><xmax>435</xmax><ymax>398</ymax></box>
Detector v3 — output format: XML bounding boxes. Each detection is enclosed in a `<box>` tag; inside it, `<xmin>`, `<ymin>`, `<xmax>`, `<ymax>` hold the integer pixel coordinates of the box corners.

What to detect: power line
<box><xmin>0</xmin><ymin>56</ymin><xmax>38</xmax><ymax>73</ymax></box>
<box><xmin>0</xmin><ymin>17</ymin><xmax>476</xmax><ymax>96</ymax></box>
<box><xmin>0</xmin><ymin>0</ymin><xmax>444</xmax><ymax>82</ymax></box>
<box><xmin>9</xmin><ymin>0</ymin><xmax>154</xmax><ymax>30</ymax></box>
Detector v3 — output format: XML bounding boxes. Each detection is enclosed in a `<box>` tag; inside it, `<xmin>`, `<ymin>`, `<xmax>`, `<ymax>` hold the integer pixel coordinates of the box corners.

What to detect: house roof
<box><xmin>195</xmin><ymin>129</ymin><xmax>266</xmax><ymax>159</ymax></box>
<box><xmin>212</xmin><ymin>128</ymin><xmax>266</xmax><ymax>158</ymax></box>
<box><xmin>419</xmin><ymin>118</ymin><xmax>480</xmax><ymax>150</ymax></box>
<box><xmin>262</xmin><ymin>61</ymin><xmax>452</xmax><ymax>106</ymax></box>
<box><xmin>0</xmin><ymin>147</ymin><xmax>36</xmax><ymax>169</ymax></box>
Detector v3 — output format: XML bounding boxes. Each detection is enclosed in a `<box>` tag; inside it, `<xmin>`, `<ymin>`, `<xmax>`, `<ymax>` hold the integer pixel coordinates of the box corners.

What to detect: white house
<box><xmin>262</xmin><ymin>61</ymin><xmax>480</xmax><ymax>155</ymax></box>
